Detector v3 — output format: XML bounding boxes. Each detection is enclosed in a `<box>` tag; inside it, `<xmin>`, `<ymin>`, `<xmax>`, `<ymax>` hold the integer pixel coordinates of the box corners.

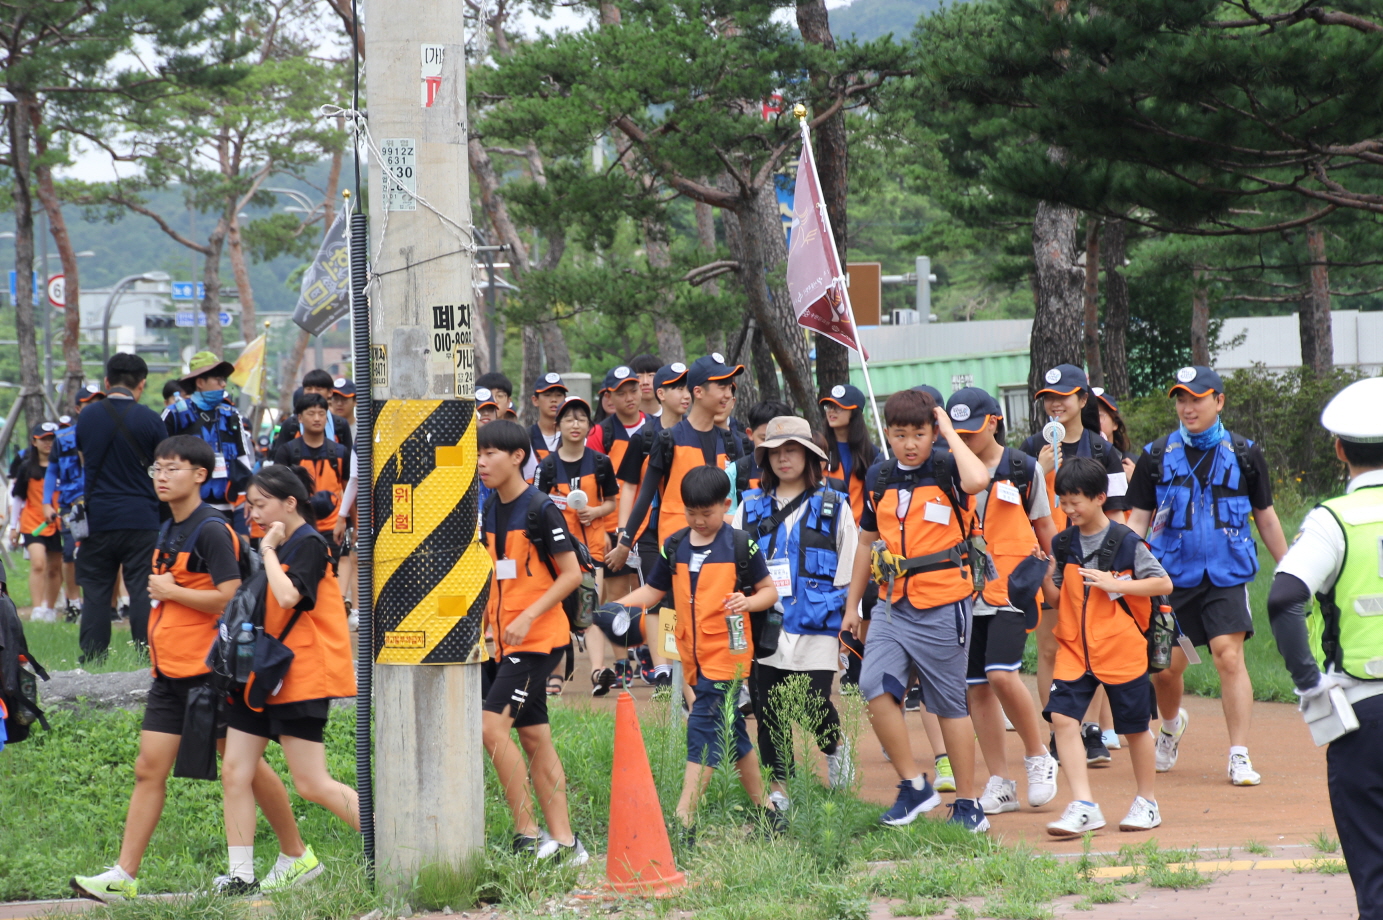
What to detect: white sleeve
<box><xmin>1276</xmin><ymin>506</ymin><xmax>1347</xmax><ymax>595</ymax></box>
<box><xmin>834</xmin><ymin>510</ymin><xmax>859</xmax><ymax>587</ymax></box>
<box><xmin>9</xmin><ymin>491</ymin><xmax>25</xmax><ymax>532</ymax></box>
<box><xmin>730</xmin><ymin>502</ymin><xmax>745</xmax><ymax>531</ymax></box>
<box><xmin>1027</xmin><ymin>469</ymin><xmax>1052</xmax><ymax>521</ymax></box>
<box><xmin>340</xmin><ymin>450</ymin><xmax>359</xmax><ymax>515</ymax></box>
<box><xmin>1105</xmin><ymin>470</ymin><xmax>1128</xmax><ymax>498</ymax></box>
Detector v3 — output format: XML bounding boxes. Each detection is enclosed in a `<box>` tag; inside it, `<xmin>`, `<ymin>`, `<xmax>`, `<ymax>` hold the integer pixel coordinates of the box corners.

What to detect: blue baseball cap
<box><xmin>1091</xmin><ymin>386</ymin><xmax>1119</xmax><ymax>413</ymax></box>
<box><xmin>910</xmin><ymin>383</ymin><xmax>945</xmax><ymax>405</ymax></box>
<box><xmin>686</xmin><ymin>353</ymin><xmax>745</xmax><ymax>391</ymax></box>
<box><xmin>945</xmin><ymin>387</ymin><xmax>1002</xmax><ymax>432</ymax></box>
<box><xmin>332</xmin><ymin>377</ymin><xmax>356</xmax><ymax>398</ymax></box>
<box><xmin>654</xmin><ymin>362</ymin><xmax>688</xmax><ymax>390</ymax></box>
<box><xmin>1168</xmin><ymin>365</ymin><xmax>1223</xmax><ymax>398</ymax></box>
<box><xmin>601</xmin><ymin>365</ymin><xmax>638</xmax><ymax>395</ymax></box>
<box><xmin>475</xmin><ymin>387</ymin><xmax>500</xmax><ymax>410</ymax></box>
<box><xmin>531</xmin><ymin>371</ymin><xmax>567</xmax><ymax>395</ymax></box>
<box><xmin>819</xmin><ymin>383</ymin><xmax>865</xmax><ymax>411</ymax></box>
<box><xmin>1035</xmin><ymin>364</ymin><xmax>1088</xmax><ymax>397</ymax></box>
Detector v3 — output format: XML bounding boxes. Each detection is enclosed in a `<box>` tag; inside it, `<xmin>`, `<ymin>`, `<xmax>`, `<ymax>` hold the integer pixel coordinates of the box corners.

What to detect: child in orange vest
<box><xmin>612</xmin><ymin>465</ymin><xmax>781</xmax><ymax>841</ymax></box>
<box><xmin>1041</xmin><ymin>457</ymin><xmax>1172</xmax><ymax>838</ymax></box>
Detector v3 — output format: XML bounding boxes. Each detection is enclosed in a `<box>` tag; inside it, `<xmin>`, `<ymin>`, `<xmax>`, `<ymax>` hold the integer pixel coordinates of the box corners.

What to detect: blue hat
<box><xmin>819</xmin><ymin>383</ymin><xmax>865</xmax><ymax>411</ymax></box>
<box><xmin>686</xmin><ymin>353</ymin><xmax>745</xmax><ymax>391</ymax></box>
<box><xmin>1006</xmin><ymin>554</ymin><xmax>1047</xmax><ymax>631</ymax></box>
<box><xmin>601</xmin><ymin>365</ymin><xmax>638</xmax><ymax>394</ymax></box>
<box><xmin>531</xmin><ymin>371</ymin><xmax>567</xmax><ymax>395</ymax></box>
<box><xmin>910</xmin><ymin>383</ymin><xmax>945</xmax><ymax>405</ymax></box>
<box><xmin>475</xmin><ymin>387</ymin><xmax>499</xmax><ymax>410</ymax></box>
<box><xmin>77</xmin><ymin>383</ymin><xmax>105</xmax><ymax>404</ymax></box>
<box><xmin>945</xmin><ymin>387</ymin><xmax>1002</xmax><ymax>432</ymax></box>
<box><xmin>1035</xmin><ymin>364</ymin><xmax>1088</xmax><ymax>397</ymax></box>
<box><xmin>1091</xmin><ymin>386</ymin><xmax>1119</xmax><ymax>413</ymax></box>
<box><xmin>654</xmin><ymin>362</ymin><xmax>688</xmax><ymax>389</ymax></box>
<box><xmin>332</xmin><ymin>377</ymin><xmax>356</xmax><ymax>398</ymax></box>
<box><xmin>1167</xmin><ymin>365</ymin><xmax>1223</xmax><ymax>398</ymax></box>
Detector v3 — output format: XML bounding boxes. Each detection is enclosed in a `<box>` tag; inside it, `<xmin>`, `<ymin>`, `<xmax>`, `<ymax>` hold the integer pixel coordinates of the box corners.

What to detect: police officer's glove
<box><xmin>1295</xmin><ymin>670</ymin><xmax>1358</xmax><ymax>712</ymax></box>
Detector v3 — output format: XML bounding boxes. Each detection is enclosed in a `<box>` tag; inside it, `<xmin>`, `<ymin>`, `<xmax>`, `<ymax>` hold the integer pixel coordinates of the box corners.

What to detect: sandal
<box><xmin>591</xmin><ymin>667</ymin><xmax>617</xmax><ymax>697</ymax></box>
<box><xmin>546</xmin><ymin>674</ymin><xmax>566</xmax><ymax>697</ymax></box>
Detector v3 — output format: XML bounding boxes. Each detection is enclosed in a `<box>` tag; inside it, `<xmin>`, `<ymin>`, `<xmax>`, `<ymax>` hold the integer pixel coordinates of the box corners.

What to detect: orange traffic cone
<box><xmin>606</xmin><ymin>690</ymin><xmax>686</xmax><ymax>895</ymax></box>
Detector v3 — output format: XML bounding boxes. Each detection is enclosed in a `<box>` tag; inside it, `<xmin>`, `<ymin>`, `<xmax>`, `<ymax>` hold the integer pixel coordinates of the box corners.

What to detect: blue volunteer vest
<box><xmin>1146</xmin><ymin>428</ymin><xmax>1257</xmax><ymax>589</ymax></box>
<box><xmin>740</xmin><ymin>486</ymin><xmax>847</xmax><ymax>636</ymax></box>
<box><xmin>51</xmin><ymin>426</ymin><xmax>85</xmax><ymax>507</ymax></box>
<box><xmin>165</xmin><ymin>397</ymin><xmax>248</xmax><ymax>505</ymax></box>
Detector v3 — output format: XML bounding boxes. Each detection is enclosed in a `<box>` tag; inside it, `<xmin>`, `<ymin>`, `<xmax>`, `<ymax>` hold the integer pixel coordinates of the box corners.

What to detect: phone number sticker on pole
<box><xmin>379</xmin><ymin>138</ymin><xmax>417</xmax><ymax>211</ymax></box>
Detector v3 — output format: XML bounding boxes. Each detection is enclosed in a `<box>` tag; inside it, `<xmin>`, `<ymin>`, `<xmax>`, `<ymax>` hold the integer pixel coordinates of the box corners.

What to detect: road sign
<box><xmin>174</xmin><ymin>311</ymin><xmax>232</xmax><ymax>328</ymax></box>
<box><xmin>7</xmin><ymin>271</ymin><xmax>40</xmax><ymax>301</ymax></box>
<box><xmin>47</xmin><ymin>274</ymin><xmax>65</xmax><ymax>308</ymax></box>
<box><xmin>171</xmin><ymin>281</ymin><xmax>206</xmax><ymax>301</ymax></box>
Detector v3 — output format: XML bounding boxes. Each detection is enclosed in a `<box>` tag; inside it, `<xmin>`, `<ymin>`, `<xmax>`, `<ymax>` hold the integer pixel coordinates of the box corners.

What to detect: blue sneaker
<box><xmin>946</xmin><ymin>798</ymin><xmax>991</xmax><ymax>834</ymax></box>
<box><xmin>880</xmin><ymin>777</ymin><xmax>942</xmax><ymax>826</ymax></box>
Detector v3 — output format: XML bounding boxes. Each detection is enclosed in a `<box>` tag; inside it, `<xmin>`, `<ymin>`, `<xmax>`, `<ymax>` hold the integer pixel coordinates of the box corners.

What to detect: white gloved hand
<box><xmin>1296</xmin><ymin>670</ymin><xmax>1358</xmax><ymax>711</ymax></box>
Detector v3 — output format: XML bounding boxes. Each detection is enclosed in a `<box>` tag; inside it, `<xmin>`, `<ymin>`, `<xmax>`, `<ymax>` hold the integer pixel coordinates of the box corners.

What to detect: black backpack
<box><xmin>483</xmin><ymin>490</ymin><xmax>598</xmax><ymax>632</ymax></box>
<box><xmin>155</xmin><ymin>506</ymin><xmax>260</xmax><ymax>584</ymax></box>
<box><xmin>0</xmin><ymin>586</ymin><xmax>49</xmax><ymax>743</ymax></box>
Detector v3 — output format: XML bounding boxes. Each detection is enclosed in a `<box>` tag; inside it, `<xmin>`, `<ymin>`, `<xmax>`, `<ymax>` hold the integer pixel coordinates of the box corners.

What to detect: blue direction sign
<box><xmin>174</xmin><ymin>311</ymin><xmax>232</xmax><ymax>328</ymax></box>
<box><xmin>171</xmin><ymin>281</ymin><xmax>206</xmax><ymax>301</ymax></box>
<box><xmin>7</xmin><ymin>271</ymin><xmax>41</xmax><ymax>300</ymax></box>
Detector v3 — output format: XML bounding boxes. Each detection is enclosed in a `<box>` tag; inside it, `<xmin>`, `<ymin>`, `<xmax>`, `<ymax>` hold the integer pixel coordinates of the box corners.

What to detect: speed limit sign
<box><xmin>47</xmin><ymin>274</ymin><xmax>65</xmax><ymax>308</ymax></box>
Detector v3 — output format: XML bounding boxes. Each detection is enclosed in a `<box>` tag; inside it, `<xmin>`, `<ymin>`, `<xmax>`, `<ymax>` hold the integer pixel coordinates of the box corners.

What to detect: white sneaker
<box><xmin>1155</xmin><ymin>708</ymin><xmax>1188</xmax><ymax>773</ymax></box>
<box><xmin>826</xmin><ymin>739</ymin><xmax>854</xmax><ymax>789</ymax></box>
<box><xmin>538</xmin><ymin>832</ymin><xmax>590</xmax><ymax>866</ymax></box>
<box><xmin>1024</xmin><ymin>752</ymin><xmax>1059</xmax><ymax>808</ymax></box>
<box><xmin>978</xmin><ymin>775</ymin><xmax>1019</xmax><ymax>814</ymax></box>
<box><xmin>1228</xmin><ymin>752</ymin><xmax>1261</xmax><ymax>786</ymax></box>
<box><xmin>1118</xmin><ymin>796</ymin><xmax>1161</xmax><ymax>831</ymax></box>
<box><xmin>1103</xmin><ymin>729</ymin><xmax>1121</xmax><ymax>750</ymax></box>
<box><xmin>768</xmin><ymin>790</ymin><xmax>791</xmax><ymax>812</ymax></box>
<box><xmin>1047</xmin><ymin>801</ymin><xmax>1106</xmax><ymax>838</ymax></box>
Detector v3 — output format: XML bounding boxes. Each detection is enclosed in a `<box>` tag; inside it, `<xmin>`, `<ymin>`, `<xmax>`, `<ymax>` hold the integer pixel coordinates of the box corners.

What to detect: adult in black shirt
<box><xmin>75</xmin><ymin>353</ymin><xmax>168</xmax><ymax>659</ymax></box>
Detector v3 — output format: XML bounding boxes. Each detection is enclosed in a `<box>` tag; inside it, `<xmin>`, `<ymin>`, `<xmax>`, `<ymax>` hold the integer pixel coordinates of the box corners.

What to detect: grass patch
<box><xmin>24</xmin><ymin>619</ymin><xmax>152</xmax><ymax>674</ymax></box>
<box><xmin>1107</xmin><ymin>841</ymin><xmax>1210</xmax><ymax>890</ymax></box>
<box><xmin>1310</xmin><ymin>830</ymin><xmax>1340</xmax><ymax>854</ymax></box>
<box><xmin>1297</xmin><ymin>857</ymin><xmax>1349</xmax><ymax>876</ymax></box>
<box><xmin>1242</xmin><ymin>839</ymin><xmax>1272</xmax><ymax>856</ymax></box>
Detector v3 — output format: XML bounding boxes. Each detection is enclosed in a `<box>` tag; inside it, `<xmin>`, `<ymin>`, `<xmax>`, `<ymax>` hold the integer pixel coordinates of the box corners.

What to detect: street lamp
<box><xmin>103</xmin><ymin>271</ymin><xmax>171</xmax><ymax>364</ymax></box>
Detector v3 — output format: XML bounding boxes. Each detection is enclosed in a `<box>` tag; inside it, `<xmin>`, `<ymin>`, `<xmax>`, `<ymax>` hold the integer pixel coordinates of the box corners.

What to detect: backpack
<box><xmin>1145</xmin><ymin>430</ymin><xmax>1256</xmax><ymax>496</ymax></box>
<box><xmin>0</xmin><ymin>587</ymin><xmax>49</xmax><ymax>743</ymax></box>
<box><xmin>535</xmin><ymin>451</ymin><xmax>615</xmax><ymax>500</ymax></box>
<box><xmin>988</xmin><ymin>447</ymin><xmax>1037</xmax><ymax>517</ymax></box>
<box><xmin>483</xmin><ymin>490</ymin><xmax>598</xmax><ymax>633</ymax></box>
<box><xmin>278</xmin><ymin>438</ymin><xmax>348</xmax><ymax>521</ymax></box>
<box><xmin>1052</xmin><ymin>522</ymin><xmax>1170</xmax><ymax>672</ymax></box>
<box><xmin>156</xmin><ymin>506</ymin><xmax>260</xmax><ymax>585</ymax></box>
<box><xmin>662</xmin><ymin>526</ymin><xmax>779</xmax><ymax>656</ymax></box>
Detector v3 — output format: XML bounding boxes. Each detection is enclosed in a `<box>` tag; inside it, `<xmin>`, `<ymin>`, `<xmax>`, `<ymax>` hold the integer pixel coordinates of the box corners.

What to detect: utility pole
<box><xmin>366</xmin><ymin>5</ymin><xmax>487</xmax><ymax>893</ymax></box>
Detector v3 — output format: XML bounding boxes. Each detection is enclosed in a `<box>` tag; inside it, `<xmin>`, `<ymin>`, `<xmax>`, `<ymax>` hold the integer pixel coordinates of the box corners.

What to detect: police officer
<box><xmin>162</xmin><ymin>351</ymin><xmax>254</xmax><ymax>521</ymax></box>
<box><xmin>1126</xmin><ymin>365</ymin><xmax>1289</xmax><ymax>786</ymax></box>
<box><xmin>1268</xmin><ymin>376</ymin><xmax>1383</xmax><ymax>920</ymax></box>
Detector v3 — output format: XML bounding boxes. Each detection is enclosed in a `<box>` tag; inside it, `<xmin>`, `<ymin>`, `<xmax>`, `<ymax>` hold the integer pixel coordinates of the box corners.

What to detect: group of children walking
<box><xmin>478</xmin><ymin>352</ymin><xmax>1283</xmax><ymax>852</ymax></box>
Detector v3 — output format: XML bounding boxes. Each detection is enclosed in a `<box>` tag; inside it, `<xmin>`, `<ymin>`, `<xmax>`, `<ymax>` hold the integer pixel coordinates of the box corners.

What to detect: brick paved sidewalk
<box><xmin>1049</xmin><ymin>867</ymin><xmax>1357</xmax><ymax>919</ymax></box>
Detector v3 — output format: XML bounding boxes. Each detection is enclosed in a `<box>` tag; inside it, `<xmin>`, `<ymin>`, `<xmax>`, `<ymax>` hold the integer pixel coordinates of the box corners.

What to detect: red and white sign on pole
<box><xmin>785</xmin><ymin>105</ymin><xmax>888</xmax><ymax>454</ymax></box>
<box><xmin>421</xmin><ymin>44</ymin><xmax>444</xmax><ymax>107</ymax></box>
<box><xmin>46</xmin><ymin>274</ymin><xmax>65</xmax><ymax>308</ymax></box>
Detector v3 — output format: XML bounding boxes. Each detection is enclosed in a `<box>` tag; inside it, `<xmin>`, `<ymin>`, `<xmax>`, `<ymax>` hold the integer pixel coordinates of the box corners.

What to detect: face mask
<box><xmin>193</xmin><ymin>389</ymin><xmax>225</xmax><ymax>410</ymax></box>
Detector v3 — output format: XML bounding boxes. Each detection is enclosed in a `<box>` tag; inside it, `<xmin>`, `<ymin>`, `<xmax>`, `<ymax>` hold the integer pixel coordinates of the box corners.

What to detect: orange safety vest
<box><xmin>870</xmin><ymin>458</ymin><xmax>973</xmax><ymax>609</ymax></box>
<box><xmin>483</xmin><ymin>488</ymin><xmax>570</xmax><ymax>656</ymax></box>
<box><xmin>537</xmin><ymin>449</ymin><xmax>612</xmax><ymax>564</ymax></box>
<box><xmin>20</xmin><ymin>473</ymin><xmax>56</xmax><ymax>538</ymax></box>
<box><xmin>1052</xmin><ymin>524</ymin><xmax>1151</xmax><ymax>685</ymax></box>
<box><xmin>278</xmin><ymin>438</ymin><xmax>348</xmax><ymax>533</ymax></box>
<box><xmin>255</xmin><ymin>528</ymin><xmax>355</xmax><ymax>705</ymax></box>
<box><xmin>977</xmin><ymin>450</ymin><xmax>1041</xmax><ymax>610</ymax></box>
<box><xmin>598</xmin><ymin>415</ymin><xmax>643</xmax><ymax>538</ymax></box>
<box><xmin>655</xmin><ymin>420</ymin><xmax>728</xmax><ymax>545</ymax></box>
<box><xmin>148</xmin><ymin>509</ymin><xmax>240</xmax><ymax>680</ymax></box>
<box><xmin>668</xmin><ymin>526</ymin><xmax>754</xmax><ymax>683</ymax></box>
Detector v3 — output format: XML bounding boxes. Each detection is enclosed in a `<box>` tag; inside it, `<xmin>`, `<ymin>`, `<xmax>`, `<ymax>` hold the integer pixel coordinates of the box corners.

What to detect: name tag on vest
<box><xmin>995</xmin><ymin>482</ymin><xmax>1021</xmax><ymax>505</ymax></box>
<box><xmin>923</xmin><ymin>500</ymin><xmax>952</xmax><ymax>526</ymax></box>
<box><xmin>495</xmin><ymin>559</ymin><xmax>517</xmax><ymax>580</ymax></box>
<box><xmin>768</xmin><ymin>559</ymin><xmax>793</xmax><ymax>597</ymax></box>
<box><xmin>213</xmin><ymin>453</ymin><xmax>228</xmax><ymax>479</ymax></box>
<box><xmin>549</xmin><ymin>493</ymin><xmax>568</xmax><ymax>510</ymax></box>
<box><xmin>689</xmin><ymin>551</ymin><xmax>710</xmax><ymax>573</ymax></box>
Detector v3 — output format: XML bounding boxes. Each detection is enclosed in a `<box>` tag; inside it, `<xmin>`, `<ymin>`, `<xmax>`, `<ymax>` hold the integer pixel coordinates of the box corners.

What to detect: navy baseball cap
<box><xmin>819</xmin><ymin>383</ymin><xmax>865</xmax><ymax>411</ymax></box>
<box><xmin>1006</xmin><ymin>554</ymin><xmax>1047</xmax><ymax>631</ymax></box>
<box><xmin>331</xmin><ymin>377</ymin><xmax>356</xmax><ymax>398</ymax></box>
<box><xmin>654</xmin><ymin>362</ymin><xmax>688</xmax><ymax>389</ymax></box>
<box><xmin>556</xmin><ymin>394</ymin><xmax>592</xmax><ymax>423</ymax></box>
<box><xmin>34</xmin><ymin>422</ymin><xmax>59</xmax><ymax>439</ymax></box>
<box><xmin>58</xmin><ymin>414</ymin><xmax>74</xmax><ymax>428</ymax></box>
<box><xmin>601</xmin><ymin>365</ymin><xmax>638</xmax><ymax>394</ymax></box>
<box><xmin>1035</xmin><ymin>364</ymin><xmax>1088</xmax><ymax>397</ymax></box>
<box><xmin>1168</xmin><ymin>365</ymin><xmax>1223</xmax><ymax>398</ymax></box>
<box><xmin>945</xmin><ymin>387</ymin><xmax>1002</xmax><ymax>432</ymax></box>
<box><xmin>1091</xmin><ymin>386</ymin><xmax>1119</xmax><ymax>413</ymax></box>
<box><xmin>532</xmin><ymin>371</ymin><xmax>567</xmax><ymax>395</ymax></box>
<box><xmin>77</xmin><ymin>383</ymin><xmax>105</xmax><ymax>404</ymax></box>
<box><xmin>686</xmin><ymin>353</ymin><xmax>744</xmax><ymax>391</ymax></box>
<box><xmin>910</xmin><ymin>383</ymin><xmax>945</xmax><ymax>405</ymax></box>
<box><xmin>475</xmin><ymin>387</ymin><xmax>499</xmax><ymax>410</ymax></box>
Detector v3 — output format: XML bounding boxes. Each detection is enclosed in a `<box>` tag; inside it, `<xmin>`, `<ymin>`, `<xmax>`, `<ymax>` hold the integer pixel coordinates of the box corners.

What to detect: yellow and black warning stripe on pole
<box><xmin>372</xmin><ymin>399</ymin><xmax>490</xmax><ymax>664</ymax></box>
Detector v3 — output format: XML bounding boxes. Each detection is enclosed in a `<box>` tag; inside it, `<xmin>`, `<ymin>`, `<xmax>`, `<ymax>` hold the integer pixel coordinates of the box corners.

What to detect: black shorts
<box><xmin>592</xmin><ymin>604</ymin><xmax>644</xmax><ymax>647</ymax></box>
<box><xmin>481</xmin><ymin>649</ymin><xmax>565</xmax><ymax>728</ymax></box>
<box><xmin>141</xmin><ymin>675</ymin><xmax>228</xmax><ymax>738</ymax></box>
<box><xmin>966</xmin><ymin>608</ymin><xmax>1030</xmax><ymax>683</ymax></box>
<box><xmin>636</xmin><ymin>536</ymin><xmax>664</xmax><ymax>614</ymax></box>
<box><xmin>1045</xmin><ymin>672</ymin><xmax>1154</xmax><ymax>735</ymax></box>
<box><xmin>224</xmin><ymin>695</ymin><xmax>329</xmax><ymax>743</ymax></box>
<box><xmin>22</xmin><ymin>531</ymin><xmax>62</xmax><ymax>554</ymax></box>
<box><xmin>1170</xmin><ymin>577</ymin><xmax>1254</xmax><ymax>646</ymax></box>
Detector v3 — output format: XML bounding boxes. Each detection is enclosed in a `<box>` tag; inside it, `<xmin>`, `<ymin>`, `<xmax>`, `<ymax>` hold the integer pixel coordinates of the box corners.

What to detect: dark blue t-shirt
<box><xmin>77</xmin><ymin>393</ymin><xmax>165</xmax><ymax>533</ymax></box>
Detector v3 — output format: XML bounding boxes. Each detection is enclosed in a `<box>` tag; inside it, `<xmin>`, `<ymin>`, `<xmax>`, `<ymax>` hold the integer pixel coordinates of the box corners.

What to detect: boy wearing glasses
<box><xmin>71</xmin><ymin>436</ymin><xmax>310</xmax><ymax>902</ymax></box>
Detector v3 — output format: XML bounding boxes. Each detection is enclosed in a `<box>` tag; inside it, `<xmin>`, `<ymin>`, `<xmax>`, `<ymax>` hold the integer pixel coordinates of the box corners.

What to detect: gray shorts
<box><xmin>859</xmin><ymin>596</ymin><xmax>973</xmax><ymax>719</ymax></box>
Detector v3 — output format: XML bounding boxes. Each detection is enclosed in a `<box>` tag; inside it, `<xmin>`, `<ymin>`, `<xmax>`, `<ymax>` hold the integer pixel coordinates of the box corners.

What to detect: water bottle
<box><xmin>234</xmin><ymin>622</ymin><xmax>256</xmax><ymax>684</ymax></box>
<box><xmin>1150</xmin><ymin>604</ymin><xmax>1175</xmax><ymax>671</ymax></box>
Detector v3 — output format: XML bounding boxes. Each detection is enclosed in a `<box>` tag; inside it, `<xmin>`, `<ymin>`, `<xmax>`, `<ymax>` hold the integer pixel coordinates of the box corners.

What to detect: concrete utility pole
<box><xmin>366</xmin><ymin>5</ymin><xmax>488</xmax><ymax>892</ymax></box>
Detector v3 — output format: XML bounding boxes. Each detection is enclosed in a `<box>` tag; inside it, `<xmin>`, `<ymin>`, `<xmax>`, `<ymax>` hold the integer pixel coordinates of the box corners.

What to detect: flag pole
<box><xmin>794</xmin><ymin>105</ymin><xmax>889</xmax><ymax>459</ymax></box>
